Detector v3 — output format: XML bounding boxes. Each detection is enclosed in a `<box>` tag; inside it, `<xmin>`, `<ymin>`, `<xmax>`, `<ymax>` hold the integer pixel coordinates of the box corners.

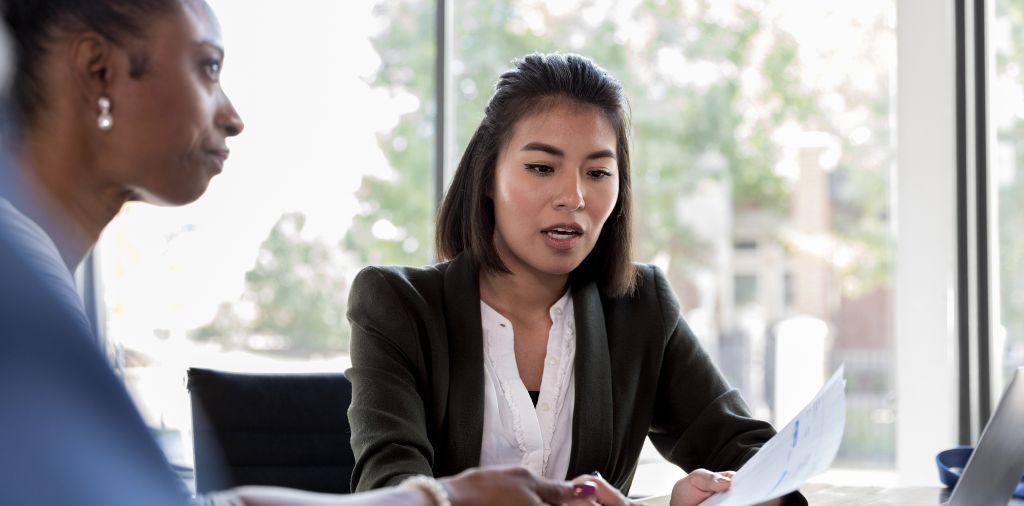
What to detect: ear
<box><xmin>67</xmin><ymin>32</ymin><xmax>123</xmax><ymax>105</ymax></box>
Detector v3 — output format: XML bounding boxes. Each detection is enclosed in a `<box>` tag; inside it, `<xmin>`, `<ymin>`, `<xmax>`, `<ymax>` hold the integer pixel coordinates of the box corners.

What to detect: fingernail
<box><xmin>573</xmin><ymin>481</ymin><xmax>597</xmax><ymax>497</ymax></box>
<box><xmin>714</xmin><ymin>476</ymin><xmax>732</xmax><ymax>483</ymax></box>
<box><xmin>591</xmin><ymin>470</ymin><xmax>603</xmax><ymax>479</ymax></box>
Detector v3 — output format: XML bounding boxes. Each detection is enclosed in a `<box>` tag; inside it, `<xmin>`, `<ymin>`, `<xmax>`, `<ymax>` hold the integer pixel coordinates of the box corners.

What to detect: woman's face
<box><xmin>491</xmin><ymin>99</ymin><xmax>620</xmax><ymax>282</ymax></box>
<box><xmin>99</xmin><ymin>0</ymin><xmax>243</xmax><ymax>205</ymax></box>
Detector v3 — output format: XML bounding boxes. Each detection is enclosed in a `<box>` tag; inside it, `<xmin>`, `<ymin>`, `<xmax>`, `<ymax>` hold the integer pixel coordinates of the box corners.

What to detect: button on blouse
<box><xmin>478</xmin><ymin>291</ymin><xmax>576</xmax><ymax>479</ymax></box>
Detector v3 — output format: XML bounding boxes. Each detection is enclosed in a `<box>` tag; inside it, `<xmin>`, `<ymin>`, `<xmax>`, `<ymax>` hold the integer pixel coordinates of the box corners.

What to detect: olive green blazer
<box><xmin>346</xmin><ymin>253</ymin><xmax>784</xmax><ymax>495</ymax></box>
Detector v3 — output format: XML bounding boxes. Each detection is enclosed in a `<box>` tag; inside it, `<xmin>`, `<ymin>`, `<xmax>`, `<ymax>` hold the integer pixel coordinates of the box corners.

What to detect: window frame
<box><xmin>76</xmin><ymin>0</ymin><xmax>1001</xmax><ymax>486</ymax></box>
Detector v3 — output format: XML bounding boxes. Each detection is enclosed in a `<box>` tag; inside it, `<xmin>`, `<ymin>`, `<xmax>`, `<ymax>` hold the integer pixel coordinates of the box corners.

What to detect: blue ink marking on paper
<box><xmin>770</xmin><ymin>470</ymin><xmax>788</xmax><ymax>493</ymax></box>
<box><xmin>792</xmin><ymin>420</ymin><xmax>800</xmax><ymax>448</ymax></box>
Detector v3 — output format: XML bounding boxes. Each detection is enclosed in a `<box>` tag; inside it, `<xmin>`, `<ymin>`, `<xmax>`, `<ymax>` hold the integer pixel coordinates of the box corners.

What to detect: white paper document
<box><xmin>699</xmin><ymin>366</ymin><xmax>846</xmax><ymax>506</ymax></box>
<box><xmin>641</xmin><ymin>367</ymin><xmax>846</xmax><ymax>506</ymax></box>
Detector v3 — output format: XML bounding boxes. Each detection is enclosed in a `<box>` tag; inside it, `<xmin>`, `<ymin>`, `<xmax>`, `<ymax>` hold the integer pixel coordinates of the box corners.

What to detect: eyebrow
<box><xmin>195</xmin><ymin>40</ymin><xmax>225</xmax><ymax>58</ymax></box>
<box><xmin>520</xmin><ymin>142</ymin><xmax>616</xmax><ymax>160</ymax></box>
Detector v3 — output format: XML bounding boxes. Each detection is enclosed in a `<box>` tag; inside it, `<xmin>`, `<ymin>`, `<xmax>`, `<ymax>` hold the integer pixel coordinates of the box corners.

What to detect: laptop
<box><xmin>946</xmin><ymin>367</ymin><xmax>1024</xmax><ymax>506</ymax></box>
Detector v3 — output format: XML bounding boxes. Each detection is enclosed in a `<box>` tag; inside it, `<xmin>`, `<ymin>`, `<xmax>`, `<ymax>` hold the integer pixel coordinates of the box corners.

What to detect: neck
<box><xmin>13</xmin><ymin>121</ymin><xmax>130</xmax><ymax>271</ymax></box>
<box><xmin>479</xmin><ymin>265</ymin><xmax>567</xmax><ymax>320</ymax></box>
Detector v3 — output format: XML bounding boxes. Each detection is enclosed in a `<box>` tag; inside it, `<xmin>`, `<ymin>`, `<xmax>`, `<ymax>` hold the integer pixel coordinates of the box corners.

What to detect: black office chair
<box><xmin>186</xmin><ymin>367</ymin><xmax>354</xmax><ymax>494</ymax></box>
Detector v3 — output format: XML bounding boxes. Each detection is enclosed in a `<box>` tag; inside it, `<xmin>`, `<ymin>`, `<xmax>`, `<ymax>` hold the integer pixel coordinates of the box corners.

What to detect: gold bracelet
<box><xmin>401</xmin><ymin>475</ymin><xmax>451</xmax><ymax>506</ymax></box>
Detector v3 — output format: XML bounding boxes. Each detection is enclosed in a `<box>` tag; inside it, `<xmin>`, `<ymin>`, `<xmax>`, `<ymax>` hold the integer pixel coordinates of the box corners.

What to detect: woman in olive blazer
<box><xmin>348</xmin><ymin>253</ymin><xmax>778</xmax><ymax>491</ymax></box>
<box><xmin>347</xmin><ymin>53</ymin><xmax>804</xmax><ymax>506</ymax></box>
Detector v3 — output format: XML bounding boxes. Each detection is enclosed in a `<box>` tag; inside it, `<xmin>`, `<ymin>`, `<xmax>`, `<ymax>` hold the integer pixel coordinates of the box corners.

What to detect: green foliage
<box><xmin>186</xmin><ymin>0</ymin><xmax>895</xmax><ymax>465</ymax></box>
<box><xmin>350</xmin><ymin>0</ymin><xmax>812</xmax><ymax>285</ymax></box>
<box><xmin>192</xmin><ymin>213</ymin><xmax>350</xmax><ymax>356</ymax></box>
<box><xmin>997</xmin><ymin>0</ymin><xmax>1024</xmax><ymax>352</ymax></box>
<box><xmin>343</xmin><ymin>0</ymin><xmax>894</xmax><ymax>467</ymax></box>
<box><xmin>192</xmin><ymin>0</ymin><xmax>894</xmax><ymax>367</ymax></box>
<box><xmin>343</xmin><ymin>1</ymin><xmax>436</xmax><ymax>268</ymax></box>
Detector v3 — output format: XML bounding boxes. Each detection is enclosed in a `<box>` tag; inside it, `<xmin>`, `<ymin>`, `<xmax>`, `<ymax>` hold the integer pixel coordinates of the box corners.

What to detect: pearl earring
<box><xmin>97</xmin><ymin>96</ymin><xmax>113</xmax><ymax>131</ymax></box>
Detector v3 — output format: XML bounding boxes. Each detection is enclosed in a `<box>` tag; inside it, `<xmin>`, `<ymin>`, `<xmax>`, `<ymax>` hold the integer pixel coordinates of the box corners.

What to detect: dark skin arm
<box><xmin>233</xmin><ymin>466</ymin><xmax>589</xmax><ymax>506</ymax></box>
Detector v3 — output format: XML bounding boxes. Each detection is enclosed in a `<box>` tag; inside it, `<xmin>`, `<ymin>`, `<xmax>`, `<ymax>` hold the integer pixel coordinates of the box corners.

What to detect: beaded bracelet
<box><xmin>401</xmin><ymin>475</ymin><xmax>452</xmax><ymax>506</ymax></box>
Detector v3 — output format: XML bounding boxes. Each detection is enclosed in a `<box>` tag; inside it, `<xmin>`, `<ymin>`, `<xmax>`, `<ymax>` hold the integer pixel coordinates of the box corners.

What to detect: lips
<box><xmin>207</xmin><ymin>148</ymin><xmax>230</xmax><ymax>162</ymax></box>
<box><xmin>204</xmin><ymin>149</ymin><xmax>229</xmax><ymax>174</ymax></box>
<box><xmin>544</xmin><ymin>226</ymin><xmax>582</xmax><ymax>239</ymax></box>
<box><xmin>542</xmin><ymin>223</ymin><xmax>583</xmax><ymax>250</ymax></box>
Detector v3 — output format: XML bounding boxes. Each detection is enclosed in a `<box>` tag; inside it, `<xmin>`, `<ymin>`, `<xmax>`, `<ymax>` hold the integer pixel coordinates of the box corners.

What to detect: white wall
<box><xmin>895</xmin><ymin>0</ymin><xmax>960</xmax><ymax>485</ymax></box>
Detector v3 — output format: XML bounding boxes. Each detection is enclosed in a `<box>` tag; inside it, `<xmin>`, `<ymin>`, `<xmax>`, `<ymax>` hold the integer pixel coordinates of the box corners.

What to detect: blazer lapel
<box><xmin>566</xmin><ymin>281</ymin><xmax>615</xmax><ymax>477</ymax></box>
<box><xmin>441</xmin><ymin>253</ymin><xmax>485</xmax><ymax>473</ymax></box>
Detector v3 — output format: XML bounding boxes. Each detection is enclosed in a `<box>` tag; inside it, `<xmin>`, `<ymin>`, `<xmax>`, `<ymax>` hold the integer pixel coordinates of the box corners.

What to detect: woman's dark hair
<box><xmin>1</xmin><ymin>0</ymin><xmax>178</xmax><ymax>121</ymax></box>
<box><xmin>436</xmin><ymin>52</ymin><xmax>636</xmax><ymax>297</ymax></box>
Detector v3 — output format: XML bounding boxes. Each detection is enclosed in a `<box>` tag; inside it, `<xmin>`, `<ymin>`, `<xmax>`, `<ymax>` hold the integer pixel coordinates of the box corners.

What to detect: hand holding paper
<box><xmin>640</xmin><ymin>367</ymin><xmax>846</xmax><ymax>506</ymax></box>
<box><xmin>700</xmin><ymin>366</ymin><xmax>846</xmax><ymax>506</ymax></box>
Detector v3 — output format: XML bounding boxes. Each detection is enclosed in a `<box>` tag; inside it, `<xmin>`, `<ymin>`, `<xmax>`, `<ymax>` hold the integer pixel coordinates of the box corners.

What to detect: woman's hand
<box><xmin>440</xmin><ymin>466</ymin><xmax>587</xmax><ymax>505</ymax></box>
<box><xmin>561</xmin><ymin>474</ymin><xmax>644</xmax><ymax>506</ymax></box>
<box><xmin>231</xmin><ymin>469</ymin><xmax>592</xmax><ymax>506</ymax></box>
<box><xmin>669</xmin><ymin>469</ymin><xmax>735</xmax><ymax>506</ymax></box>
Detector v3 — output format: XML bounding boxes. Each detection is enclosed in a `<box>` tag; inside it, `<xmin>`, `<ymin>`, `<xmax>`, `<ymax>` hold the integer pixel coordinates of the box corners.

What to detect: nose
<box><xmin>553</xmin><ymin>171</ymin><xmax>585</xmax><ymax>211</ymax></box>
<box><xmin>215</xmin><ymin>89</ymin><xmax>245</xmax><ymax>137</ymax></box>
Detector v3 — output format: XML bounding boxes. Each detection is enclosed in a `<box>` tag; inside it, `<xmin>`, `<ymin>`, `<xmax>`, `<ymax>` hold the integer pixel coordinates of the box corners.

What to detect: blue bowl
<box><xmin>937</xmin><ymin>445</ymin><xmax>1024</xmax><ymax>498</ymax></box>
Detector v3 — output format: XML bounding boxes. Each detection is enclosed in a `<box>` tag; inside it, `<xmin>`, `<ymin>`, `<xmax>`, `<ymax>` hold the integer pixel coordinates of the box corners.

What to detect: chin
<box><xmin>537</xmin><ymin>258</ymin><xmax>584</xmax><ymax>277</ymax></box>
<box><xmin>134</xmin><ymin>180</ymin><xmax>211</xmax><ymax>207</ymax></box>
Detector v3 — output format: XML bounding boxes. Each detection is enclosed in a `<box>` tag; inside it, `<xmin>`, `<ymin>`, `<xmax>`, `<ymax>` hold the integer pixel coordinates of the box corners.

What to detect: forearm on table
<box><xmin>234</xmin><ymin>485</ymin><xmax>431</xmax><ymax>506</ymax></box>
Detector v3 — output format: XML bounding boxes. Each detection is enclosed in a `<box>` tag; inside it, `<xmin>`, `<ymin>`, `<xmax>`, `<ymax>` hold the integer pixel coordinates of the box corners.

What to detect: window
<box><xmin>96</xmin><ymin>0</ymin><xmax>435</xmax><ymax>469</ymax></box>
<box><xmin>93</xmin><ymin>0</ymin><xmax>984</xmax><ymax>493</ymax></box>
<box><xmin>734</xmin><ymin>274</ymin><xmax>759</xmax><ymax>306</ymax></box>
<box><xmin>994</xmin><ymin>0</ymin><xmax>1024</xmax><ymax>390</ymax></box>
<box><xmin>445</xmin><ymin>0</ymin><xmax>897</xmax><ymax>493</ymax></box>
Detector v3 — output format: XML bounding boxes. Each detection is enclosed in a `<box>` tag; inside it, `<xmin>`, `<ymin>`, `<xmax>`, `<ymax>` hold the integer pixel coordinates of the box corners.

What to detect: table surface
<box><xmin>801</xmin><ymin>483</ymin><xmax>1024</xmax><ymax>506</ymax></box>
<box><xmin>641</xmin><ymin>483</ymin><xmax>1024</xmax><ymax>505</ymax></box>
<box><xmin>800</xmin><ymin>483</ymin><xmax>945</xmax><ymax>505</ymax></box>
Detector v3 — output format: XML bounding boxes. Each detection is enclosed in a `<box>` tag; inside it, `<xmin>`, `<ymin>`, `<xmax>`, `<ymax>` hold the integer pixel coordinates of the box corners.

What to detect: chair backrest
<box><xmin>186</xmin><ymin>367</ymin><xmax>354</xmax><ymax>494</ymax></box>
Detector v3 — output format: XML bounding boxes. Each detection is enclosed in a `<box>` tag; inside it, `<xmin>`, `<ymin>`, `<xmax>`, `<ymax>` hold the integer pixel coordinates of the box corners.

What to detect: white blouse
<box><xmin>478</xmin><ymin>291</ymin><xmax>576</xmax><ymax>479</ymax></box>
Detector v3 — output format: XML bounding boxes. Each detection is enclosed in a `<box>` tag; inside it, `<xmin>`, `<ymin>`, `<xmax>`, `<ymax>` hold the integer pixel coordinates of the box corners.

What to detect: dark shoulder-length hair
<box><xmin>436</xmin><ymin>52</ymin><xmax>636</xmax><ymax>298</ymax></box>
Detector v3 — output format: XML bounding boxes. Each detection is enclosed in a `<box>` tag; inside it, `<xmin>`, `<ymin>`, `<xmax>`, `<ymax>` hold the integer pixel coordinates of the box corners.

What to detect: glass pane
<box><xmin>994</xmin><ymin>0</ymin><xmax>1024</xmax><ymax>389</ymax></box>
<box><xmin>95</xmin><ymin>0</ymin><xmax>435</xmax><ymax>468</ymax></box>
<box><xmin>451</xmin><ymin>0</ymin><xmax>896</xmax><ymax>492</ymax></box>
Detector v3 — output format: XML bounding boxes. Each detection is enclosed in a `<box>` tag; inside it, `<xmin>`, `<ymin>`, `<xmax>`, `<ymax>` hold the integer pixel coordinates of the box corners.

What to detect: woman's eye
<box><xmin>525</xmin><ymin>163</ymin><xmax>554</xmax><ymax>174</ymax></box>
<box><xmin>202</xmin><ymin>59</ymin><xmax>223</xmax><ymax>81</ymax></box>
<box><xmin>588</xmin><ymin>169</ymin><xmax>613</xmax><ymax>179</ymax></box>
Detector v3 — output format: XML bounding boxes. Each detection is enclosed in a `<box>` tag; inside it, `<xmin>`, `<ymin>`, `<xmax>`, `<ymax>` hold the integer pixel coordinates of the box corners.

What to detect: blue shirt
<box><xmin>0</xmin><ymin>160</ymin><xmax>190</xmax><ymax>506</ymax></box>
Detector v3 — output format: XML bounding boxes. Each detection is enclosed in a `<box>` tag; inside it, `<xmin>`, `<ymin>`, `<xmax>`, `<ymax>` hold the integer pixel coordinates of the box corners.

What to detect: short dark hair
<box><xmin>1</xmin><ymin>0</ymin><xmax>178</xmax><ymax>122</ymax></box>
<box><xmin>436</xmin><ymin>53</ymin><xmax>636</xmax><ymax>297</ymax></box>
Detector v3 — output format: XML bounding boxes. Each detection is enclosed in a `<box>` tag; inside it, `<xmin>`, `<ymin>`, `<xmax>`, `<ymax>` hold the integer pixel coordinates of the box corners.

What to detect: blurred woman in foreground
<box><xmin>0</xmin><ymin>1</ymin><xmax>593</xmax><ymax>504</ymax></box>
